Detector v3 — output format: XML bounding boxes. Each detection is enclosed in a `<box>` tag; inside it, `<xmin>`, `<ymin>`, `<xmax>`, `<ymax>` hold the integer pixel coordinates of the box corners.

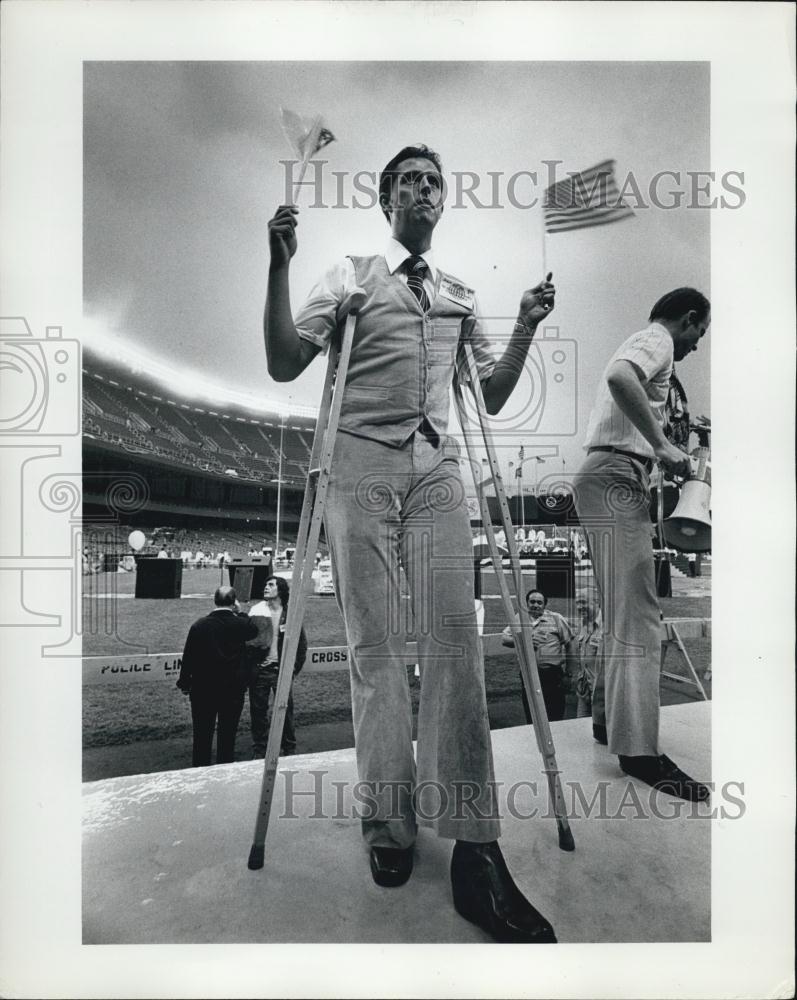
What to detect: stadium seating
<box><xmin>81</xmin><ymin>522</ymin><xmax>293</xmax><ymax>568</ymax></box>
<box><xmin>83</xmin><ymin>357</ymin><xmax>315</xmax><ymax>485</ymax></box>
<box><xmin>82</xmin><ymin>348</ymin><xmax>321</xmax><ymax>559</ymax></box>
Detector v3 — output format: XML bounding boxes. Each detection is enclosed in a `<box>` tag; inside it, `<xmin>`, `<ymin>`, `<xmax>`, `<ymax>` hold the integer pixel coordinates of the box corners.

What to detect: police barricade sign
<box><xmin>81</xmin><ymin>635</ymin><xmax>514</xmax><ymax>685</ymax></box>
<box><xmin>81</xmin><ymin>623</ymin><xmax>707</xmax><ymax>686</ymax></box>
<box><xmin>82</xmin><ymin>646</ymin><xmax>356</xmax><ymax>685</ymax></box>
<box><xmin>306</xmin><ymin>645</ymin><xmax>350</xmax><ymax>671</ymax></box>
<box><xmin>82</xmin><ymin>653</ymin><xmax>184</xmax><ymax>685</ymax></box>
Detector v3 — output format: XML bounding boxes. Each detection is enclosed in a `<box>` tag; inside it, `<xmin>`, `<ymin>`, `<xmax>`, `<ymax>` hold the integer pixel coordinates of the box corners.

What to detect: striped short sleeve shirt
<box><xmin>583</xmin><ymin>322</ymin><xmax>673</xmax><ymax>457</ymax></box>
<box><xmin>530</xmin><ymin>610</ymin><xmax>574</xmax><ymax>669</ymax></box>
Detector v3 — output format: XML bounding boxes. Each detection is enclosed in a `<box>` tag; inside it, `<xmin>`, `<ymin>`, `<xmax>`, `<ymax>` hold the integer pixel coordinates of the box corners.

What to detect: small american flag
<box><xmin>544</xmin><ymin>160</ymin><xmax>634</xmax><ymax>234</ymax></box>
<box><xmin>280</xmin><ymin>108</ymin><xmax>336</xmax><ymax>161</ymax></box>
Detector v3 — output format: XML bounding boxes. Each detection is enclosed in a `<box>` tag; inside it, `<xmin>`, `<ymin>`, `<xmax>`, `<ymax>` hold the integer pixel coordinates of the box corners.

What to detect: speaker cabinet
<box><xmin>473</xmin><ymin>557</ymin><xmax>483</xmax><ymax>600</ymax></box>
<box><xmin>654</xmin><ymin>554</ymin><xmax>672</xmax><ymax>598</ymax></box>
<box><xmin>135</xmin><ymin>558</ymin><xmax>183</xmax><ymax>599</ymax></box>
<box><xmin>534</xmin><ymin>554</ymin><xmax>575</xmax><ymax>600</ymax></box>
<box><xmin>227</xmin><ymin>557</ymin><xmax>274</xmax><ymax>601</ymax></box>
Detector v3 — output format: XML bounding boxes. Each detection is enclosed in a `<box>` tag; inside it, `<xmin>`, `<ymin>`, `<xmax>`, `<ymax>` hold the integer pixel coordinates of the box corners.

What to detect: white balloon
<box><xmin>128</xmin><ymin>530</ymin><xmax>146</xmax><ymax>552</ymax></box>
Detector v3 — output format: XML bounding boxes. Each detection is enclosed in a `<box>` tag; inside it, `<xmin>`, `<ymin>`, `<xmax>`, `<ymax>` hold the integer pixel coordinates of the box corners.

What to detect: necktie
<box><xmin>405</xmin><ymin>255</ymin><xmax>431</xmax><ymax>313</ymax></box>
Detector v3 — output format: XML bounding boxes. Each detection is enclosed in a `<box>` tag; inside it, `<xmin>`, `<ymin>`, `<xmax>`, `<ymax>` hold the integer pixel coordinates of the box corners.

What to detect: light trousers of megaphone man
<box><xmin>573</xmin><ymin>450</ymin><xmax>661</xmax><ymax>758</ymax></box>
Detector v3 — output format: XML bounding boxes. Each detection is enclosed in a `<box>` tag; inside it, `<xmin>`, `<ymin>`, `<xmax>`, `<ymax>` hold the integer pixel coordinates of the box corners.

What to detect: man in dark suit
<box><xmin>177</xmin><ymin>586</ymin><xmax>258</xmax><ymax>766</ymax></box>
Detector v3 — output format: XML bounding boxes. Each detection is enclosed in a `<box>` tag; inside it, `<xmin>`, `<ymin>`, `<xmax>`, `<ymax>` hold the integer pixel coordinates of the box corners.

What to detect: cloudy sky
<box><xmin>84</xmin><ymin>60</ymin><xmax>710</xmax><ymax>477</ymax></box>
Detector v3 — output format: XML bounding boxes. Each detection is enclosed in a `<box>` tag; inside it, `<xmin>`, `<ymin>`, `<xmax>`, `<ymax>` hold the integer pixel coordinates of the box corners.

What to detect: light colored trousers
<box><xmin>573</xmin><ymin>451</ymin><xmax>661</xmax><ymax>757</ymax></box>
<box><xmin>325</xmin><ymin>429</ymin><xmax>501</xmax><ymax>848</ymax></box>
<box><xmin>575</xmin><ymin>653</ymin><xmax>606</xmax><ymax>726</ymax></box>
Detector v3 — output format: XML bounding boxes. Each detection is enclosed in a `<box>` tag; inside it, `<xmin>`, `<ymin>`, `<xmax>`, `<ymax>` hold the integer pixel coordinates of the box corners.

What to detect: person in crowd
<box><xmin>572</xmin><ymin>588</ymin><xmax>607</xmax><ymax>744</ymax></box>
<box><xmin>264</xmin><ymin>142</ymin><xmax>557</xmax><ymax>943</ymax></box>
<box><xmin>502</xmin><ymin>589</ymin><xmax>575</xmax><ymax>723</ymax></box>
<box><xmin>246</xmin><ymin>575</ymin><xmax>307</xmax><ymax>757</ymax></box>
<box><xmin>573</xmin><ymin>287</ymin><xmax>710</xmax><ymax>801</ymax></box>
<box><xmin>177</xmin><ymin>586</ymin><xmax>257</xmax><ymax>766</ymax></box>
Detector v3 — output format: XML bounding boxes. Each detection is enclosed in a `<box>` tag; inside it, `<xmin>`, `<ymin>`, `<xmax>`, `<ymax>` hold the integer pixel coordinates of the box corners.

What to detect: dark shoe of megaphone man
<box><xmin>574</xmin><ymin>287</ymin><xmax>711</xmax><ymax>803</ymax></box>
<box><xmin>263</xmin><ymin>145</ymin><xmax>557</xmax><ymax>943</ymax></box>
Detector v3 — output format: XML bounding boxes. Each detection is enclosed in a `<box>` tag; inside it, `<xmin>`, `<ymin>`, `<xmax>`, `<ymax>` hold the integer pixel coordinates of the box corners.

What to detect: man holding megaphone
<box><xmin>573</xmin><ymin>287</ymin><xmax>710</xmax><ymax>802</ymax></box>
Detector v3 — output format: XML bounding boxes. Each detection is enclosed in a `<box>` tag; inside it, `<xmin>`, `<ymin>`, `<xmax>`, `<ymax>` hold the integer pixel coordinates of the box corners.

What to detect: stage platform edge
<box><xmin>83</xmin><ymin>703</ymin><xmax>711</xmax><ymax>944</ymax></box>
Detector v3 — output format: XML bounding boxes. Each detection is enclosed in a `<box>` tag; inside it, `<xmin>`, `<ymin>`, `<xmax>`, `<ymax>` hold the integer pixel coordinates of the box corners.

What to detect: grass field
<box><xmin>83</xmin><ymin>566</ymin><xmax>711</xmax><ymax>780</ymax></box>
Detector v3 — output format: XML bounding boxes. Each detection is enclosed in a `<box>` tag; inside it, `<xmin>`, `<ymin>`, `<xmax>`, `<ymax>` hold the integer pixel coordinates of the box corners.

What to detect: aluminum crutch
<box><xmin>454</xmin><ymin>342</ymin><xmax>575</xmax><ymax>852</ymax></box>
<box><xmin>248</xmin><ymin>288</ymin><xmax>365</xmax><ymax>869</ymax></box>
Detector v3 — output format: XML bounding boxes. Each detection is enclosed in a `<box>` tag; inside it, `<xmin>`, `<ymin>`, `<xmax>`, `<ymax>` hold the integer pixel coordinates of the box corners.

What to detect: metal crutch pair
<box><xmin>247</xmin><ymin>307</ymin><xmax>574</xmax><ymax>869</ymax></box>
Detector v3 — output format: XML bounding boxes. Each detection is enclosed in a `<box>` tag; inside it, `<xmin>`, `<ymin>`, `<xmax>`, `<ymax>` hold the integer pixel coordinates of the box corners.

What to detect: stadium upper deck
<box><xmin>82</xmin><ymin>347</ymin><xmax>317</xmax><ymax>486</ymax></box>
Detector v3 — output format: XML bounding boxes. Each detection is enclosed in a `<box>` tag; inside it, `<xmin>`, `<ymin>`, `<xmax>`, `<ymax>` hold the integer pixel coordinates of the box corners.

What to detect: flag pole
<box><xmin>291</xmin><ymin>115</ymin><xmax>323</xmax><ymax>204</ymax></box>
<box><xmin>541</xmin><ymin>204</ymin><xmax>547</xmax><ymax>278</ymax></box>
<box><xmin>542</xmin><ymin>231</ymin><xmax>547</xmax><ymax>280</ymax></box>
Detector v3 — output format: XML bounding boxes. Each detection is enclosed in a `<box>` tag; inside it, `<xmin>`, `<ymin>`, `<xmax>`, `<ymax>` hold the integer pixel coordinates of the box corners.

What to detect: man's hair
<box><xmin>649</xmin><ymin>288</ymin><xmax>710</xmax><ymax>324</ymax></box>
<box><xmin>214</xmin><ymin>586</ymin><xmax>236</xmax><ymax>607</ymax></box>
<box><xmin>378</xmin><ymin>144</ymin><xmax>443</xmax><ymax>223</ymax></box>
<box><xmin>526</xmin><ymin>589</ymin><xmax>547</xmax><ymax>606</ymax></box>
<box><xmin>265</xmin><ymin>575</ymin><xmax>290</xmax><ymax>606</ymax></box>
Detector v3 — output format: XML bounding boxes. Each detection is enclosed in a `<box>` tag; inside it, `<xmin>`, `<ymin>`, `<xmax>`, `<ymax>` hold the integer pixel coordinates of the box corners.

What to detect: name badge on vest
<box><xmin>438</xmin><ymin>275</ymin><xmax>475</xmax><ymax>310</ymax></box>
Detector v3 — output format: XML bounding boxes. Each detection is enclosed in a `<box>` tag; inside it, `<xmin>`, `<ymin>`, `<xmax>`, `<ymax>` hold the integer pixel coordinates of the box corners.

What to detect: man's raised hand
<box><xmin>268</xmin><ymin>204</ymin><xmax>299</xmax><ymax>270</ymax></box>
<box><xmin>518</xmin><ymin>272</ymin><xmax>555</xmax><ymax>331</ymax></box>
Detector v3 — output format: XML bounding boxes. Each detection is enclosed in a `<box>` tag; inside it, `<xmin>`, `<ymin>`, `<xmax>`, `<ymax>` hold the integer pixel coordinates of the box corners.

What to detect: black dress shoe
<box><xmin>592</xmin><ymin>723</ymin><xmax>608</xmax><ymax>745</ymax></box>
<box><xmin>619</xmin><ymin>753</ymin><xmax>710</xmax><ymax>802</ymax></box>
<box><xmin>450</xmin><ymin>841</ymin><xmax>557</xmax><ymax>943</ymax></box>
<box><xmin>369</xmin><ymin>846</ymin><xmax>414</xmax><ymax>888</ymax></box>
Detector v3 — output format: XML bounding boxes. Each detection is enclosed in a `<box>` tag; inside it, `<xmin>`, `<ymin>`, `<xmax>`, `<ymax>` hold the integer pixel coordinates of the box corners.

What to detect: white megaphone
<box><xmin>662</xmin><ymin>447</ymin><xmax>711</xmax><ymax>552</ymax></box>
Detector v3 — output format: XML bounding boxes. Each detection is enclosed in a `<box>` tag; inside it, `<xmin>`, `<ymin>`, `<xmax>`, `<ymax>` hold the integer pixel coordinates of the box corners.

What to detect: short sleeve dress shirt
<box><xmin>503</xmin><ymin>609</ymin><xmax>573</xmax><ymax>668</ymax></box>
<box><xmin>583</xmin><ymin>322</ymin><xmax>674</xmax><ymax>457</ymax></box>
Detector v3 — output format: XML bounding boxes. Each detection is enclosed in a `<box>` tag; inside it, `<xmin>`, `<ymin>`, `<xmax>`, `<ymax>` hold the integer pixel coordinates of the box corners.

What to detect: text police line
<box><xmin>82</xmin><ymin>646</ymin><xmax>356</xmax><ymax>684</ymax></box>
<box><xmin>83</xmin><ymin>636</ymin><xmax>509</xmax><ymax>685</ymax></box>
<box><xmin>81</xmin><ymin>622</ymin><xmax>708</xmax><ymax>685</ymax></box>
